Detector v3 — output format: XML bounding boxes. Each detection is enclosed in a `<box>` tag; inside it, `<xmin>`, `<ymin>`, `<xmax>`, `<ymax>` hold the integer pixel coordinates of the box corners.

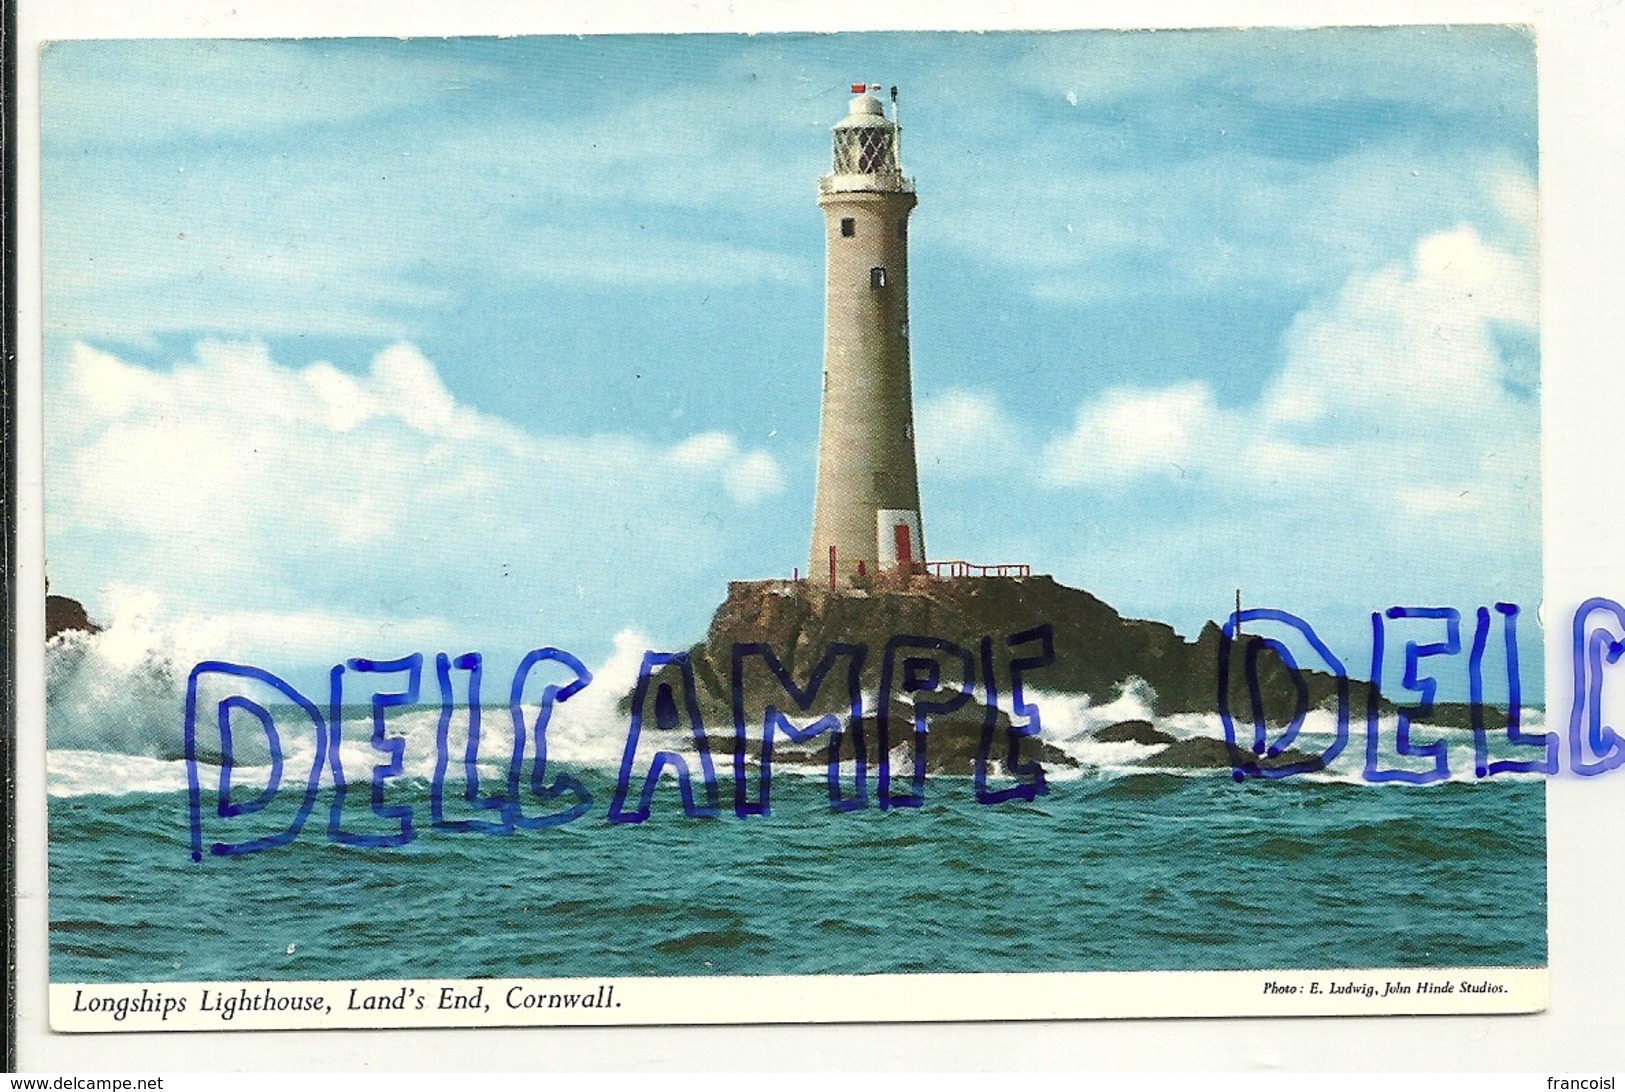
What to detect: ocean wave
<box><xmin>45</xmin><ymin>615</ymin><xmax>1550</xmax><ymax>797</ymax></box>
<box><xmin>48</xmin><ymin>750</ymin><xmax>196</xmax><ymax>797</ymax></box>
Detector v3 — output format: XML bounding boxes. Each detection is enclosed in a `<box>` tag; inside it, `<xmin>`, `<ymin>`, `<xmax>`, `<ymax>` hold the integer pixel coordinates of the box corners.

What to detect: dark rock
<box><xmin>1137</xmin><ymin>735</ymin><xmax>1326</xmax><ymax>773</ymax></box>
<box><xmin>1410</xmin><ymin>701</ymin><xmax>1514</xmax><ymax>730</ymax></box>
<box><xmin>1093</xmin><ymin>720</ymin><xmax>1174</xmax><ymax>746</ymax></box>
<box><xmin>635</xmin><ymin>575</ymin><xmax>1375</xmax><ymax>719</ymax></box>
<box><xmin>46</xmin><ymin>595</ymin><xmax>100</xmax><ymax>641</ymax></box>
<box><xmin>715</xmin><ymin>698</ymin><xmax>1075</xmax><ymax>777</ymax></box>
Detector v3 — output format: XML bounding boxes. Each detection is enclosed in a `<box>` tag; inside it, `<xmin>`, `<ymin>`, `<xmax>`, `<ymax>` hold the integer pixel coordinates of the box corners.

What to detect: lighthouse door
<box><xmin>893</xmin><ymin>524</ymin><xmax>913</xmax><ymax>576</ymax></box>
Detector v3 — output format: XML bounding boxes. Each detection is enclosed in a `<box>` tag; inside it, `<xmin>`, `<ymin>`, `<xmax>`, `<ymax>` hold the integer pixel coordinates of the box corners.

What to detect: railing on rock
<box><xmin>923</xmin><ymin>560</ymin><xmax>1031</xmax><ymax>579</ymax></box>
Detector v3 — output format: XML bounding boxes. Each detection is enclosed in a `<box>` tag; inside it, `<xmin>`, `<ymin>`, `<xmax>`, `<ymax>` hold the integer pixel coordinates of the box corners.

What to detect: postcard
<box><xmin>31</xmin><ymin>22</ymin><xmax>1564</xmax><ymax>1036</ymax></box>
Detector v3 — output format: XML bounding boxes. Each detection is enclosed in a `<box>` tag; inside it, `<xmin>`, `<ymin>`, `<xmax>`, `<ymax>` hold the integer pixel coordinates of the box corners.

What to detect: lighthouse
<box><xmin>808</xmin><ymin>84</ymin><xmax>925</xmax><ymax>588</ymax></box>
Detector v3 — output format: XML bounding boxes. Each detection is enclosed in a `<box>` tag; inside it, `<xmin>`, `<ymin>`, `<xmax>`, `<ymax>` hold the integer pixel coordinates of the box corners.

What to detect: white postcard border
<box><xmin>49</xmin><ymin>968</ymin><xmax>1546</xmax><ymax>1034</ymax></box>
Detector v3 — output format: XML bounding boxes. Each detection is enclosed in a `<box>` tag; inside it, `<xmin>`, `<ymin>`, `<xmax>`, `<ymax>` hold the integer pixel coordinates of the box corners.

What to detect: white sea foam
<box><xmin>543</xmin><ymin>628</ymin><xmax>665</xmax><ymax>767</ymax></box>
<box><xmin>46</xmin><ymin>590</ymin><xmax>199</xmax><ymax>760</ymax></box>
<box><xmin>1016</xmin><ymin>678</ymin><xmax>1159</xmax><ymax>744</ymax></box>
<box><xmin>48</xmin><ymin>749</ymin><xmax>195</xmax><ymax>797</ymax></box>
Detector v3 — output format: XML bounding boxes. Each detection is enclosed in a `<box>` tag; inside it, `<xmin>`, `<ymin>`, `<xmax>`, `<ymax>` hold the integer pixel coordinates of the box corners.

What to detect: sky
<box><xmin>40</xmin><ymin>28</ymin><xmax>1542</xmax><ymax>699</ymax></box>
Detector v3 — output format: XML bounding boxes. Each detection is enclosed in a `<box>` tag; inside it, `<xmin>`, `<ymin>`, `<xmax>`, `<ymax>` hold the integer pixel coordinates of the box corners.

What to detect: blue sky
<box><xmin>40</xmin><ymin>28</ymin><xmax>1542</xmax><ymax>699</ymax></box>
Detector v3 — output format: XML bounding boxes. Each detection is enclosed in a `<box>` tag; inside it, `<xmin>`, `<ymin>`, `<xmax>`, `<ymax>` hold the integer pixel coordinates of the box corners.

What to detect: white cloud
<box><xmin>1043</xmin><ymin>381</ymin><xmax>1224</xmax><ymax>487</ymax></box>
<box><xmin>45</xmin><ymin>340</ymin><xmax>786</xmax><ymax>664</ymax></box>
<box><xmin>724</xmin><ymin>451</ymin><xmax>786</xmax><ymax>505</ymax></box>
<box><xmin>669</xmin><ymin>432</ymin><xmax>785</xmax><ymax>503</ymax></box>
<box><xmin>916</xmin><ymin>388</ymin><xmax>1026</xmax><ymax>478</ymax></box>
<box><xmin>1262</xmin><ymin>223</ymin><xmax>1535</xmax><ymax>436</ymax></box>
<box><xmin>670</xmin><ymin>431</ymin><xmax>740</xmax><ymax>471</ymax></box>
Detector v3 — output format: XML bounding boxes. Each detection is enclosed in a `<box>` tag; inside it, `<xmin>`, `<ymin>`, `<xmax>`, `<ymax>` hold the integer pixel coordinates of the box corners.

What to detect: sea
<box><xmin>45</xmin><ymin>626</ymin><xmax>1547</xmax><ymax>984</ymax></box>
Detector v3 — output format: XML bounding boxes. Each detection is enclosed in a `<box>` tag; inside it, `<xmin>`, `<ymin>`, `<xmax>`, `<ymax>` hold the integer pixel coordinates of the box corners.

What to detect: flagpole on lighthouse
<box><xmin>891</xmin><ymin>84</ymin><xmax>901</xmax><ymax>162</ymax></box>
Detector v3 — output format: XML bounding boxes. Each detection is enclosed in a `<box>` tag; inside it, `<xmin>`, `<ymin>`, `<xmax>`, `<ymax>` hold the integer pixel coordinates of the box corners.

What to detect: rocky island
<box><xmin>626</xmin><ymin>575</ymin><xmax>1374</xmax><ymax>777</ymax></box>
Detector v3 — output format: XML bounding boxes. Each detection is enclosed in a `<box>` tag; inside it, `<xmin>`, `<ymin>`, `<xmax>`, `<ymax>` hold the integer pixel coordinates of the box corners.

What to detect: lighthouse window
<box><xmin>858</xmin><ymin>130</ymin><xmax>892</xmax><ymax>174</ymax></box>
<box><xmin>840</xmin><ymin>218</ymin><xmax>855</xmax><ymax>237</ymax></box>
<box><xmin>870</xmin><ymin>266</ymin><xmax>887</xmax><ymax>289</ymax></box>
<box><xmin>834</xmin><ymin>131</ymin><xmax>861</xmax><ymax>173</ymax></box>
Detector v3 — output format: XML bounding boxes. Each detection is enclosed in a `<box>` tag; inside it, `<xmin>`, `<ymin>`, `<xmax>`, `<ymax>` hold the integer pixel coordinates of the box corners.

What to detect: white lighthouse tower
<box><xmin>808</xmin><ymin>84</ymin><xmax>925</xmax><ymax>588</ymax></box>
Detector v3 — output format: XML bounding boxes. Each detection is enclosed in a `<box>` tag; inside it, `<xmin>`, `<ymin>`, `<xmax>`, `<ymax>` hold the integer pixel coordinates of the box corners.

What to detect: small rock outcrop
<box><xmin>46</xmin><ymin>595</ymin><xmax>100</xmax><ymax>641</ymax></box>
<box><xmin>1093</xmin><ymin>720</ymin><xmax>1175</xmax><ymax>746</ymax></box>
<box><xmin>1135</xmin><ymin>735</ymin><xmax>1326</xmax><ymax>773</ymax></box>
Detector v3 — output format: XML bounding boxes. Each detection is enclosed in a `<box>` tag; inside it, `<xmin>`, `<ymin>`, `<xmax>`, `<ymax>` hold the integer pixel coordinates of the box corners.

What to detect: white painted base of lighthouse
<box><xmin>876</xmin><ymin>508</ymin><xmax>924</xmax><ymax>574</ymax></box>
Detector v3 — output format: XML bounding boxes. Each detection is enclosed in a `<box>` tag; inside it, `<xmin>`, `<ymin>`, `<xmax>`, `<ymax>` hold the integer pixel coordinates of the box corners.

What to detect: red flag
<box><xmin>850</xmin><ymin>83</ymin><xmax>867</xmax><ymax>93</ymax></box>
